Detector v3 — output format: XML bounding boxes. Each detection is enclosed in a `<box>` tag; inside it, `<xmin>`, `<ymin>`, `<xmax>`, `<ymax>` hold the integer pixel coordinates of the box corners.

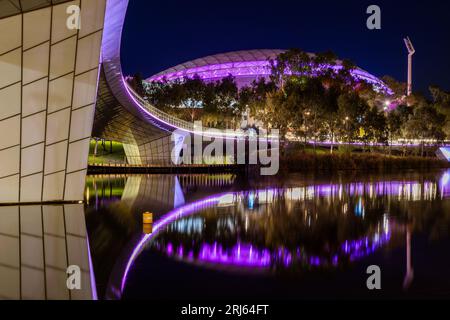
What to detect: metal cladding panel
<box><xmin>0</xmin><ymin>0</ymin><xmax>74</xmax><ymax>19</ymax></box>
<box><xmin>0</xmin><ymin>0</ymin><xmax>107</xmax><ymax>203</ymax></box>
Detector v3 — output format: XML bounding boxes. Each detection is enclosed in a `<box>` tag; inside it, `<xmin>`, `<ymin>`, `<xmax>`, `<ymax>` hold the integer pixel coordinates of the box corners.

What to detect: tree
<box><xmin>430</xmin><ymin>85</ymin><xmax>450</xmax><ymax>139</ymax></box>
<box><xmin>210</xmin><ymin>75</ymin><xmax>240</xmax><ymax>129</ymax></box>
<box><xmin>320</xmin><ymin>84</ymin><xmax>340</xmax><ymax>153</ymax></box>
<box><xmin>337</xmin><ymin>92</ymin><xmax>367</xmax><ymax>143</ymax></box>
<box><xmin>239</xmin><ymin>78</ymin><xmax>277</xmax><ymax>131</ymax></box>
<box><xmin>144</xmin><ymin>74</ymin><xmax>241</xmax><ymax>127</ymax></box>
<box><xmin>269</xmin><ymin>48</ymin><xmax>313</xmax><ymax>91</ymax></box>
<box><xmin>360</xmin><ymin>106</ymin><xmax>388</xmax><ymax>148</ymax></box>
<box><xmin>296</xmin><ymin>77</ymin><xmax>328</xmax><ymax>150</ymax></box>
<box><xmin>405</xmin><ymin>104</ymin><xmax>446</xmax><ymax>156</ymax></box>
<box><xmin>381</xmin><ymin>75</ymin><xmax>407</xmax><ymax>98</ymax></box>
<box><xmin>386</xmin><ymin>104</ymin><xmax>412</xmax><ymax>154</ymax></box>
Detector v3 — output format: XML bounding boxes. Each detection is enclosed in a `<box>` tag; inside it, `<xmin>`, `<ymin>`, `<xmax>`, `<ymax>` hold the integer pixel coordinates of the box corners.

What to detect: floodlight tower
<box><xmin>404</xmin><ymin>37</ymin><xmax>415</xmax><ymax>96</ymax></box>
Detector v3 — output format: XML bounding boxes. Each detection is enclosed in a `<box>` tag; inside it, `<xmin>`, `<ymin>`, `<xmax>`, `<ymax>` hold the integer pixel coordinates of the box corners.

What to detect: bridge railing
<box><xmin>125</xmin><ymin>83</ymin><xmax>278</xmax><ymax>140</ymax></box>
<box><xmin>126</xmin><ymin>84</ymin><xmax>195</xmax><ymax>132</ymax></box>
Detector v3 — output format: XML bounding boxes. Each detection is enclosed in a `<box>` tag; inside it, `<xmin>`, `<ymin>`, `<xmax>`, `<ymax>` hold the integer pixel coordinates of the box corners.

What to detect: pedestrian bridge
<box><xmin>93</xmin><ymin>0</ymin><xmax>262</xmax><ymax>167</ymax></box>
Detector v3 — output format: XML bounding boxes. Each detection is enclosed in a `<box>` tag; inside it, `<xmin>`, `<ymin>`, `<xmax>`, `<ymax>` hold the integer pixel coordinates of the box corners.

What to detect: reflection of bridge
<box><xmin>86</xmin><ymin>173</ymin><xmax>237</xmax><ymax>214</ymax></box>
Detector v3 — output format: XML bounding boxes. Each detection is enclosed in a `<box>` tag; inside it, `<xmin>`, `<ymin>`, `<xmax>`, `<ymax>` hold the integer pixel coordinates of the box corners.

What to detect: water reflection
<box><xmin>85</xmin><ymin>174</ymin><xmax>236</xmax><ymax>215</ymax></box>
<box><xmin>0</xmin><ymin>205</ymin><xmax>96</xmax><ymax>300</ymax></box>
<box><xmin>151</xmin><ymin>190</ymin><xmax>395</xmax><ymax>270</ymax></box>
<box><xmin>85</xmin><ymin>170</ymin><xmax>450</xmax><ymax>299</ymax></box>
<box><xmin>120</xmin><ymin>189</ymin><xmax>398</xmax><ymax>293</ymax></box>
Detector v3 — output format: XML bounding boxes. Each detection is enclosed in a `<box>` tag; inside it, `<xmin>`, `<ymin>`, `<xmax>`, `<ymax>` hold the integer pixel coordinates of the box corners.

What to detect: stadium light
<box><xmin>403</xmin><ymin>37</ymin><xmax>415</xmax><ymax>96</ymax></box>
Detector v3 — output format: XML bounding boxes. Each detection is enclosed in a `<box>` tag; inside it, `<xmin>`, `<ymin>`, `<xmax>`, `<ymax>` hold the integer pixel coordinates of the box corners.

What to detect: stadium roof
<box><xmin>147</xmin><ymin>49</ymin><xmax>392</xmax><ymax>94</ymax></box>
<box><xmin>151</xmin><ymin>49</ymin><xmax>283</xmax><ymax>75</ymax></box>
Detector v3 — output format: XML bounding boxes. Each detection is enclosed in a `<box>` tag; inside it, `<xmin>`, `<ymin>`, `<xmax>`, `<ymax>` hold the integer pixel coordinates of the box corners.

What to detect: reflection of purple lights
<box><xmin>166</xmin><ymin>243</ymin><xmax>174</xmax><ymax>255</ymax></box>
<box><xmin>198</xmin><ymin>243</ymin><xmax>272</xmax><ymax>267</ymax></box>
<box><xmin>343</xmin><ymin>233</ymin><xmax>391</xmax><ymax>261</ymax></box>
<box><xmin>156</xmin><ymin>230</ymin><xmax>391</xmax><ymax>270</ymax></box>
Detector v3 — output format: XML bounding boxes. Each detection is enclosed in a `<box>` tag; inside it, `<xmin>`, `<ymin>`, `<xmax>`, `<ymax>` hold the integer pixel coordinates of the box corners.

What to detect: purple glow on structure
<box><xmin>148</xmin><ymin>56</ymin><xmax>393</xmax><ymax>95</ymax></box>
<box><xmin>150</xmin><ymin>61</ymin><xmax>271</xmax><ymax>83</ymax></box>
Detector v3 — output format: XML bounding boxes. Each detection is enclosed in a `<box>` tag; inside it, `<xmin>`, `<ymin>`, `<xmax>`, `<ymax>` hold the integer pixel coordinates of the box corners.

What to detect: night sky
<box><xmin>121</xmin><ymin>0</ymin><xmax>450</xmax><ymax>94</ymax></box>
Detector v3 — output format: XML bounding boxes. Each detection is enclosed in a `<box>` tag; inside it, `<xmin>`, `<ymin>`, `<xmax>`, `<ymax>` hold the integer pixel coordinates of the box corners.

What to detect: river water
<box><xmin>84</xmin><ymin>170</ymin><xmax>450</xmax><ymax>300</ymax></box>
<box><xmin>2</xmin><ymin>171</ymin><xmax>449</xmax><ymax>299</ymax></box>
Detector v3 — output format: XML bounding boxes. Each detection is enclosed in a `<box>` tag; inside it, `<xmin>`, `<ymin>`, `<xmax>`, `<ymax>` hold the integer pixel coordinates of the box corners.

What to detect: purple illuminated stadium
<box><xmin>147</xmin><ymin>49</ymin><xmax>393</xmax><ymax>95</ymax></box>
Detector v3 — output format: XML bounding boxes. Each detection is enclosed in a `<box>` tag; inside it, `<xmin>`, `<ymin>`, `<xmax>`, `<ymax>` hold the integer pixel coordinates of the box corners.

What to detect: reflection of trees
<box><xmin>153</xmin><ymin>191</ymin><xmax>395</xmax><ymax>263</ymax></box>
<box><xmin>248</xmin><ymin>195</ymin><xmax>386</xmax><ymax>255</ymax></box>
<box><xmin>376</xmin><ymin>193</ymin><xmax>450</xmax><ymax>243</ymax></box>
<box><xmin>391</xmin><ymin>200</ymin><xmax>450</xmax><ymax>241</ymax></box>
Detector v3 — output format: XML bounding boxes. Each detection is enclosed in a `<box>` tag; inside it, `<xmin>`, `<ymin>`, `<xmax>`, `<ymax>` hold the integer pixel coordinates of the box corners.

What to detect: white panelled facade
<box><xmin>0</xmin><ymin>0</ymin><xmax>107</xmax><ymax>203</ymax></box>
